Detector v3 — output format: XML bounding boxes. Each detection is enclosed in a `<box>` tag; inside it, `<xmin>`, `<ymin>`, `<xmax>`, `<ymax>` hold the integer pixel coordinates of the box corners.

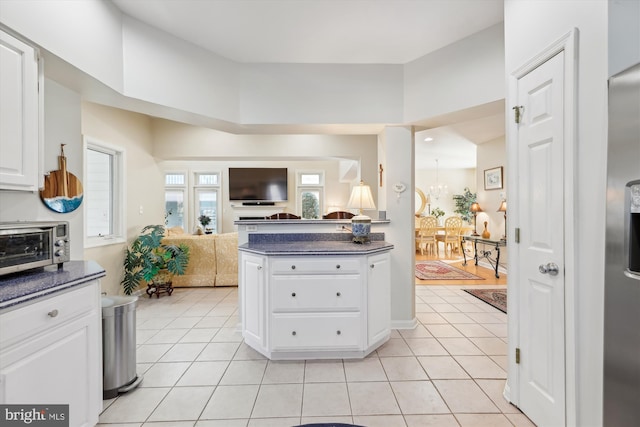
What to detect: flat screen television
<box><xmin>228</xmin><ymin>168</ymin><xmax>288</xmax><ymax>202</ymax></box>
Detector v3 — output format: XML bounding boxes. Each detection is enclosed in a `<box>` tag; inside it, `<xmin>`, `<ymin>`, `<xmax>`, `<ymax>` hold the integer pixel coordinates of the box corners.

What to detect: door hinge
<box><xmin>515</xmin><ymin>228</ymin><xmax>520</xmax><ymax>243</ymax></box>
<box><xmin>512</xmin><ymin>105</ymin><xmax>523</xmax><ymax>124</ymax></box>
<box><xmin>516</xmin><ymin>347</ymin><xmax>521</xmax><ymax>364</ymax></box>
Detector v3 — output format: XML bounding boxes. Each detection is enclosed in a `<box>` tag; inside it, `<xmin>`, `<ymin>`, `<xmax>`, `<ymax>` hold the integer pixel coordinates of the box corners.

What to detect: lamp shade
<box><xmin>497</xmin><ymin>200</ymin><xmax>507</xmax><ymax>212</ymax></box>
<box><xmin>347</xmin><ymin>181</ymin><xmax>376</xmax><ymax>214</ymax></box>
<box><xmin>470</xmin><ymin>202</ymin><xmax>483</xmax><ymax>213</ymax></box>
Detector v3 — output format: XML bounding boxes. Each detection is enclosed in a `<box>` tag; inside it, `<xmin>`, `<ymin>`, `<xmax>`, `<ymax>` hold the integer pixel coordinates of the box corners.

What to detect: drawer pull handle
<box><xmin>48</xmin><ymin>309</ymin><xmax>59</xmax><ymax>318</ymax></box>
<box><xmin>292</xmin><ymin>331</ymin><xmax>297</xmax><ymax>336</ymax></box>
<box><xmin>257</xmin><ymin>265</ymin><xmax>262</xmax><ymax>270</ymax></box>
<box><xmin>336</xmin><ymin>264</ymin><xmax>341</xmax><ymax>269</ymax></box>
<box><xmin>291</xmin><ymin>265</ymin><xmax>296</xmax><ymax>270</ymax></box>
<box><xmin>336</xmin><ymin>330</ymin><xmax>341</xmax><ymax>335</ymax></box>
<box><xmin>370</xmin><ymin>264</ymin><xmax>375</xmax><ymax>269</ymax></box>
<box><xmin>291</xmin><ymin>292</ymin><xmax>296</xmax><ymax>297</ymax></box>
<box><xmin>336</xmin><ymin>292</ymin><xmax>341</xmax><ymax>297</ymax></box>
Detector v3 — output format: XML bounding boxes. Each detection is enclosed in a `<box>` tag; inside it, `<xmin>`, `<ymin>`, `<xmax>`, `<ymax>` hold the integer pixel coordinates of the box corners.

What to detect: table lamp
<box><xmin>470</xmin><ymin>202</ymin><xmax>483</xmax><ymax>236</ymax></box>
<box><xmin>347</xmin><ymin>180</ymin><xmax>376</xmax><ymax>243</ymax></box>
<box><xmin>497</xmin><ymin>200</ymin><xmax>507</xmax><ymax>240</ymax></box>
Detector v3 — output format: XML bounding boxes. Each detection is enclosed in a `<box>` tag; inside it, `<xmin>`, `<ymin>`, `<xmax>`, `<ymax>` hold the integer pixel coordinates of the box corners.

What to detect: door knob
<box><xmin>539</xmin><ymin>263</ymin><xmax>560</xmax><ymax>276</ymax></box>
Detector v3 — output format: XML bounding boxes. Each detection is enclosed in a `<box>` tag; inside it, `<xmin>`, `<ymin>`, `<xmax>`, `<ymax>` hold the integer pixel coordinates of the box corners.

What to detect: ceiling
<box><xmin>111</xmin><ymin>0</ymin><xmax>503</xmax><ymax>64</ymax></box>
<box><xmin>108</xmin><ymin>0</ymin><xmax>506</xmax><ymax>169</ymax></box>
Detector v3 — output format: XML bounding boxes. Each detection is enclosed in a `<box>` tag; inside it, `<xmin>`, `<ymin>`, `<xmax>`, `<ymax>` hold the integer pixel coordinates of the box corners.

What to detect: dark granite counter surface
<box><xmin>0</xmin><ymin>260</ymin><xmax>106</xmax><ymax>310</ymax></box>
<box><xmin>234</xmin><ymin>219</ymin><xmax>390</xmax><ymax>225</ymax></box>
<box><xmin>239</xmin><ymin>233</ymin><xmax>394</xmax><ymax>256</ymax></box>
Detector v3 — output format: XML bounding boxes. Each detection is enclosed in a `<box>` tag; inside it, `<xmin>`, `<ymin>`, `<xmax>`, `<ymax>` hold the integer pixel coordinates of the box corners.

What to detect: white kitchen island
<box><xmin>239</xmin><ymin>233</ymin><xmax>393</xmax><ymax>360</ymax></box>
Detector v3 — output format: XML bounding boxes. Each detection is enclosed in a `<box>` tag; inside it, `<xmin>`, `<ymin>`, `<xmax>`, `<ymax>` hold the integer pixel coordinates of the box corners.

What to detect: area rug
<box><xmin>464</xmin><ymin>288</ymin><xmax>507</xmax><ymax>313</ymax></box>
<box><xmin>415</xmin><ymin>260</ymin><xmax>484</xmax><ymax>281</ymax></box>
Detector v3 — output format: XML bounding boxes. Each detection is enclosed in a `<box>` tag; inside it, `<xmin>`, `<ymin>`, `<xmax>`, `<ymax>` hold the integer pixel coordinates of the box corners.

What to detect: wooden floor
<box><xmin>415</xmin><ymin>247</ymin><xmax>507</xmax><ymax>286</ymax></box>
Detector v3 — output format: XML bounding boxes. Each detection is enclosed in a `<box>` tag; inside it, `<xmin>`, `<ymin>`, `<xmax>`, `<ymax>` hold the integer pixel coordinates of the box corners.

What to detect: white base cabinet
<box><xmin>0</xmin><ymin>281</ymin><xmax>102</xmax><ymax>427</ymax></box>
<box><xmin>240</xmin><ymin>251</ymin><xmax>391</xmax><ymax>359</ymax></box>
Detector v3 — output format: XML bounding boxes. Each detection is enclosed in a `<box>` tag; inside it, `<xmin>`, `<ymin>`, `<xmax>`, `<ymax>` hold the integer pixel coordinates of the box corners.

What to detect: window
<box><xmin>84</xmin><ymin>137</ymin><xmax>125</xmax><ymax>247</ymax></box>
<box><xmin>165</xmin><ymin>172</ymin><xmax>186</xmax><ymax>229</ymax></box>
<box><xmin>194</xmin><ymin>172</ymin><xmax>220</xmax><ymax>233</ymax></box>
<box><xmin>297</xmin><ymin>171</ymin><xmax>324</xmax><ymax>219</ymax></box>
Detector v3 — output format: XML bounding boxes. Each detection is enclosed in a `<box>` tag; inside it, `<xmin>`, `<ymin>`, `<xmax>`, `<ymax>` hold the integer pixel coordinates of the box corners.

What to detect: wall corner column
<box><xmin>379</xmin><ymin>126</ymin><xmax>416</xmax><ymax>328</ymax></box>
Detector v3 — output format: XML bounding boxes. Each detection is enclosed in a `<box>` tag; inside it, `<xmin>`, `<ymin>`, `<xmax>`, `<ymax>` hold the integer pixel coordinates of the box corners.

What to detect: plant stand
<box><xmin>146</xmin><ymin>281</ymin><xmax>173</xmax><ymax>298</ymax></box>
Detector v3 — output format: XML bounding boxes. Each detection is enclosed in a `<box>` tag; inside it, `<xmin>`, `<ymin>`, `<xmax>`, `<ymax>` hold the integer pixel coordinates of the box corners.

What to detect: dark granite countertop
<box><xmin>234</xmin><ymin>219</ymin><xmax>390</xmax><ymax>225</ymax></box>
<box><xmin>0</xmin><ymin>260</ymin><xmax>106</xmax><ymax>310</ymax></box>
<box><xmin>238</xmin><ymin>233</ymin><xmax>394</xmax><ymax>256</ymax></box>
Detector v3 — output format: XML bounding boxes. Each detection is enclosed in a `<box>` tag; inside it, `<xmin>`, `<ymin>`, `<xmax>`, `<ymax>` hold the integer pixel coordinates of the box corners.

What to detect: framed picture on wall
<box><xmin>484</xmin><ymin>166</ymin><xmax>503</xmax><ymax>190</ymax></box>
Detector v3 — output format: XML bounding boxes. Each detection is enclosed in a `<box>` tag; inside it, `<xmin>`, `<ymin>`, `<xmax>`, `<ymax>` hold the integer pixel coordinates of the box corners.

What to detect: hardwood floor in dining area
<box><xmin>415</xmin><ymin>248</ymin><xmax>507</xmax><ymax>286</ymax></box>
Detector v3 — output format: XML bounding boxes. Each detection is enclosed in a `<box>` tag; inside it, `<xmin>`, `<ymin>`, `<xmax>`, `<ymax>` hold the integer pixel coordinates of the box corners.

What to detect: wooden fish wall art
<box><xmin>40</xmin><ymin>144</ymin><xmax>84</xmax><ymax>213</ymax></box>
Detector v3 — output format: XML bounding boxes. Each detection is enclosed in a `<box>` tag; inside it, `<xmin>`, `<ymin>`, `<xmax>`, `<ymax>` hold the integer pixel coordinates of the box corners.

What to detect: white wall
<box><xmin>609</xmin><ymin>0</ymin><xmax>640</xmax><ymax>77</ymax></box>
<box><xmin>0</xmin><ymin>2</ymin><xmax>504</xmax><ymax>130</ymax></box>
<box><xmin>0</xmin><ymin>0</ymin><xmax>124</xmax><ymax>92</ymax></box>
<box><xmin>404</xmin><ymin>24</ymin><xmax>506</xmax><ymax>123</ymax></box>
<box><xmin>81</xmin><ymin>101</ymin><xmax>162</xmax><ymax>296</ymax></box>
<box><xmin>476</xmin><ymin>137</ymin><xmax>506</xmax><ymax>240</ymax></box>
<box><xmin>122</xmin><ymin>16</ymin><xmax>240</xmax><ymax>123</ymax></box>
<box><xmin>380</xmin><ymin>127</ymin><xmax>416</xmax><ymax>328</ymax></box>
<box><xmin>504</xmin><ymin>1</ymin><xmax>608</xmax><ymax>424</ymax></box>
<box><xmin>240</xmin><ymin>64</ymin><xmax>403</xmax><ymax>124</ymax></box>
<box><xmin>0</xmin><ymin>79</ymin><xmax>84</xmax><ymax>260</ymax></box>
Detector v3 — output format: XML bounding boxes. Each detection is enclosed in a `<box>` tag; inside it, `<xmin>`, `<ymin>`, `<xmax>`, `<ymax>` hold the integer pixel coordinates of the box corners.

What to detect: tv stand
<box><xmin>242</xmin><ymin>201</ymin><xmax>275</xmax><ymax>206</ymax></box>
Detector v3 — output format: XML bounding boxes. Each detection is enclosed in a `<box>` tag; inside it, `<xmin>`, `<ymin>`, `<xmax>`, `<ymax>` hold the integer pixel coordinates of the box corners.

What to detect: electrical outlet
<box><xmin>246</xmin><ymin>225</ymin><xmax>258</xmax><ymax>232</ymax></box>
<box><xmin>336</xmin><ymin>224</ymin><xmax>343</xmax><ymax>230</ymax></box>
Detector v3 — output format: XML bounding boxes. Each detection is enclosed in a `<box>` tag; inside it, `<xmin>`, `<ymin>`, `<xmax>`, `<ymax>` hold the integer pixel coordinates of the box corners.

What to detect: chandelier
<box><xmin>429</xmin><ymin>159</ymin><xmax>448</xmax><ymax>200</ymax></box>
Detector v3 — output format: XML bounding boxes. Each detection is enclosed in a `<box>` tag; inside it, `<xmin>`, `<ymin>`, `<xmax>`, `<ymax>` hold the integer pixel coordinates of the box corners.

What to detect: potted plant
<box><xmin>452</xmin><ymin>187</ymin><xmax>477</xmax><ymax>223</ymax></box>
<box><xmin>431</xmin><ymin>207</ymin><xmax>445</xmax><ymax>225</ymax></box>
<box><xmin>198</xmin><ymin>214</ymin><xmax>212</xmax><ymax>234</ymax></box>
<box><xmin>121</xmin><ymin>225</ymin><xmax>190</xmax><ymax>295</ymax></box>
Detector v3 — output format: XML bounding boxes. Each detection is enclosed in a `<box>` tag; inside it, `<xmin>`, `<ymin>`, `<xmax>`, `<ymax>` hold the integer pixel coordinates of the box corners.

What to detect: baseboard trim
<box><xmin>391</xmin><ymin>317</ymin><xmax>418</xmax><ymax>330</ymax></box>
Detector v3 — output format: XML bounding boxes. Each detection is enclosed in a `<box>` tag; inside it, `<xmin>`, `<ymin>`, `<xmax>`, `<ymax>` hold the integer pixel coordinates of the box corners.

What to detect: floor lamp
<box><xmin>470</xmin><ymin>202</ymin><xmax>482</xmax><ymax>236</ymax></box>
<box><xmin>497</xmin><ymin>200</ymin><xmax>507</xmax><ymax>240</ymax></box>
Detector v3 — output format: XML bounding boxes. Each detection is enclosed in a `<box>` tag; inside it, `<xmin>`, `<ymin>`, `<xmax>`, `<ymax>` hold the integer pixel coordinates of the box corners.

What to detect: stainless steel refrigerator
<box><xmin>604</xmin><ymin>62</ymin><xmax>640</xmax><ymax>426</ymax></box>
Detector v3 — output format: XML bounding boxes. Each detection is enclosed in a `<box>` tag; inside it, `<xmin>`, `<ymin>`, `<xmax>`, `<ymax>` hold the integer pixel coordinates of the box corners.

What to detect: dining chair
<box><xmin>266</xmin><ymin>213</ymin><xmax>301</xmax><ymax>219</ymax></box>
<box><xmin>416</xmin><ymin>216</ymin><xmax>439</xmax><ymax>256</ymax></box>
<box><xmin>322</xmin><ymin>211</ymin><xmax>355</xmax><ymax>219</ymax></box>
<box><xmin>436</xmin><ymin>216</ymin><xmax>463</xmax><ymax>256</ymax></box>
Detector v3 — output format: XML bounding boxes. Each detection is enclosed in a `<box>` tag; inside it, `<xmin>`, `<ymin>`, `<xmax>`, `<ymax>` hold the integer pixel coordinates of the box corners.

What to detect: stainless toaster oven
<box><xmin>0</xmin><ymin>221</ymin><xmax>70</xmax><ymax>276</ymax></box>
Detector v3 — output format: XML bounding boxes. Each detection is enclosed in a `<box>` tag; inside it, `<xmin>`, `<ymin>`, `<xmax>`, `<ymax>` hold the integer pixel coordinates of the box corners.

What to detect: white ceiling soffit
<box><xmin>414</xmin><ymin>102</ymin><xmax>506</xmax><ymax>170</ymax></box>
<box><xmin>111</xmin><ymin>0</ymin><xmax>504</xmax><ymax>64</ymax></box>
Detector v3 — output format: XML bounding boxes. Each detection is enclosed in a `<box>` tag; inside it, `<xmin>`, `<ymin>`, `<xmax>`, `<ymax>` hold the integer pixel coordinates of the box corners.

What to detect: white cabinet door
<box><xmin>367</xmin><ymin>252</ymin><xmax>391</xmax><ymax>345</ymax></box>
<box><xmin>0</xmin><ymin>282</ymin><xmax>101</xmax><ymax>427</ymax></box>
<box><xmin>0</xmin><ymin>30</ymin><xmax>40</xmax><ymax>191</ymax></box>
<box><xmin>241</xmin><ymin>253</ymin><xmax>266</xmax><ymax>347</ymax></box>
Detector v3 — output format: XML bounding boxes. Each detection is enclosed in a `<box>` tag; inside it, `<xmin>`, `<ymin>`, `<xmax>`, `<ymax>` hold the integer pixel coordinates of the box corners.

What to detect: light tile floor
<box><xmin>98</xmin><ymin>284</ymin><xmax>536</xmax><ymax>427</ymax></box>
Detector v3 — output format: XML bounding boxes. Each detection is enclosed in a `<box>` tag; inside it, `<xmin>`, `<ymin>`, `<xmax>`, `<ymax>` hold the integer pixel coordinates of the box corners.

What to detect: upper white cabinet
<box><xmin>0</xmin><ymin>29</ymin><xmax>41</xmax><ymax>191</ymax></box>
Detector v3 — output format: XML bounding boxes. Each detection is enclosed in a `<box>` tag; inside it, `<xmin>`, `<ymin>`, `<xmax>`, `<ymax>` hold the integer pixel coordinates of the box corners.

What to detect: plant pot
<box><xmin>152</xmin><ymin>269</ymin><xmax>173</xmax><ymax>285</ymax></box>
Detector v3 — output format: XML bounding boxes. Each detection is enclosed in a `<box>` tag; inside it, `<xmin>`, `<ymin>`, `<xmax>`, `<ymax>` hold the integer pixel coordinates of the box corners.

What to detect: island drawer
<box><xmin>271</xmin><ymin>276</ymin><xmax>361</xmax><ymax>312</ymax></box>
<box><xmin>0</xmin><ymin>283</ymin><xmax>98</xmax><ymax>347</ymax></box>
<box><xmin>271</xmin><ymin>257</ymin><xmax>360</xmax><ymax>274</ymax></box>
<box><xmin>270</xmin><ymin>313</ymin><xmax>361</xmax><ymax>349</ymax></box>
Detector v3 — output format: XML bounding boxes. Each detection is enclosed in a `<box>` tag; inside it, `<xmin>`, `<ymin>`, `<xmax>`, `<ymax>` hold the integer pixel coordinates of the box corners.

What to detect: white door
<box><xmin>516</xmin><ymin>51</ymin><xmax>566</xmax><ymax>426</ymax></box>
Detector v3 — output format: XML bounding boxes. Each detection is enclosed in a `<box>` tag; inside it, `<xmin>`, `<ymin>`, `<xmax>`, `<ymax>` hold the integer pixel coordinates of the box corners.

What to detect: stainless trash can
<box><xmin>102</xmin><ymin>295</ymin><xmax>142</xmax><ymax>399</ymax></box>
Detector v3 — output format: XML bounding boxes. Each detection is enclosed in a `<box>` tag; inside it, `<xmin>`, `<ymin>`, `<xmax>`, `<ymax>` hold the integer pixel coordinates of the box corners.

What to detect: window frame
<box><xmin>296</xmin><ymin>170</ymin><xmax>325</xmax><ymax>219</ymax></box>
<box><xmin>83</xmin><ymin>136</ymin><xmax>126</xmax><ymax>248</ymax></box>
<box><xmin>164</xmin><ymin>170</ymin><xmax>188</xmax><ymax>231</ymax></box>
<box><xmin>192</xmin><ymin>171</ymin><xmax>221</xmax><ymax>233</ymax></box>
